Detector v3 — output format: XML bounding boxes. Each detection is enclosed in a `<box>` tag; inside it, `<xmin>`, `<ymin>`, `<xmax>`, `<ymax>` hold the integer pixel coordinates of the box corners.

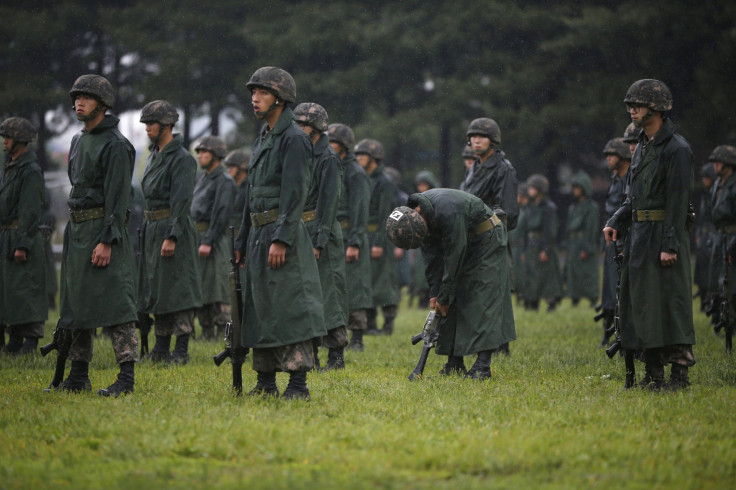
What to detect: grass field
<box><xmin>1</xmin><ymin>296</ymin><xmax>735</xmax><ymax>489</ymax></box>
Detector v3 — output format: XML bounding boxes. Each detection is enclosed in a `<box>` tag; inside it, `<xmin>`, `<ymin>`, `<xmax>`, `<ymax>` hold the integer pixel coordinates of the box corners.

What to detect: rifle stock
<box><xmin>41</xmin><ymin>321</ymin><xmax>72</xmax><ymax>391</ymax></box>
<box><xmin>407</xmin><ymin>311</ymin><xmax>441</xmax><ymax>381</ymax></box>
<box><xmin>604</xmin><ymin>240</ymin><xmax>637</xmax><ymax>387</ymax></box>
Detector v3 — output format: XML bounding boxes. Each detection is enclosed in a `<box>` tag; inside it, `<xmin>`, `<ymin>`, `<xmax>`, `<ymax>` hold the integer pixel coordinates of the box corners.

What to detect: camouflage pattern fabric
<box><xmin>197</xmin><ymin>302</ymin><xmax>231</xmax><ymax>330</ymax></box>
<box><xmin>603</xmin><ymin>137</ymin><xmax>631</xmax><ymax>160</ymax></box>
<box><xmin>355</xmin><ymin>139</ymin><xmax>384</xmax><ymax>160</ymax></box>
<box><xmin>69</xmin><ymin>74</ymin><xmax>115</xmax><ymax>108</ymax></box>
<box><xmin>0</xmin><ymin>117</ymin><xmax>36</xmax><ymax>142</ymax></box>
<box><xmin>293</xmin><ymin>102</ymin><xmax>328</xmax><ymax>132</ymax></box>
<box><xmin>252</xmin><ymin>339</ymin><xmax>314</xmax><ymax>372</ymax></box>
<box><xmin>327</xmin><ymin>123</ymin><xmax>355</xmax><ymax>152</ymax></box>
<box><xmin>466</xmin><ymin>117</ymin><xmax>501</xmax><ymax>145</ymax></box>
<box><xmin>321</xmin><ymin>325</ymin><xmax>349</xmax><ymax>349</ymax></box>
<box><xmin>155</xmin><ymin>308</ymin><xmax>195</xmax><ymax>336</ymax></box>
<box><xmin>69</xmin><ymin>322</ymin><xmax>138</xmax><ymax>364</ymax></box>
<box><xmin>709</xmin><ymin>145</ymin><xmax>736</xmax><ymax>167</ymax></box>
<box><xmin>195</xmin><ymin>136</ymin><xmax>227</xmax><ymax>159</ymax></box>
<box><xmin>139</xmin><ymin>100</ymin><xmax>179</xmax><ymax>126</ymax></box>
<box><xmin>348</xmin><ymin>309</ymin><xmax>367</xmax><ymax>331</ymax></box>
<box><xmin>623</xmin><ymin>79</ymin><xmax>672</xmax><ymax>112</ymax></box>
<box><xmin>7</xmin><ymin>322</ymin><xmax>44</xmax><ymax>338</ymax></box>
<box><xmin>246</xmin><ymin>66</ymin><xmax>296</xmax><ymax>103</ymax></box>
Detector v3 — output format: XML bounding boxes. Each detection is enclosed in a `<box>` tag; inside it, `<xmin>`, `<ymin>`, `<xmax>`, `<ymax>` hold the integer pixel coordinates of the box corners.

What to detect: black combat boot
<box><xmin>379</xmin><ymin>316</ymin><xmax>395</xmax><ymax>336</ymax></box>
<box><xmin>98</xmin><ymin>361</ymin><xmax>135</xmax><ymax>397</ymax></box>
<box><xmin>282</xmin><ymin>371</ymin><xmax>310</xmax><ymax>400</ymax></box>
<box><xmin>464</xmin><ymin>350</ymin><xmax>492</xmax><ymax>380</ymax></box>
<box><xmin>365</xmin><ymin>308</ymin><xmax>380</xmax><ymax>335</ymax></box>
<box><xmin>438</xmin><ymin>356</ymin><xmax>467</xmax><ymax>376</ymax></box>
<box><xmin>348</xmin><ymin>329</ymin><xmax>364</xmax><ymax>351</ymax></box>
<box><xmin>248</xmin><ymin>371</ymin><xmax>279</xmax><ymax>397</ymax></box>
<box><xmin>2</xmin><ymin>334</ymin><xmax>23</xmax><ymax>354</ymax></box>
<box><xmin>312</xmin><ymin>338</ymin><xmax>321</xmax><ymax>371</ymax></box>
<box><xmin>59</xmin><ymin>360</ymin><xmax>92</xmax><ymax>392</ymax></box>
<box><xmin>147</xmin><ymin>335</ymin><xmax>171</xmax><ymax>363</ymax></box>
<box><xmin>667</xmin><ymin>364</ymin><xmax>691</xmax><ymax>391</ymax></box>
<box><xmin>322</xmin><ymin>347</ymin><xmax>345</xmax><ymax>371</ymax></box>
<box><xmin>495</xmin><ymin>343</ymin><xmax>510</xmax><ymax>356</ymax></box>
<box><xmin>200</xmin><ymin>324</ymin><xmax>216</xmax><ymax>341</ymax></box>
<box><xmin>17</xmin><ymin>337</ymin><xmax>39</xmax><ymax>356</ymax></box>
<box><xmin>599</xmin><ymin>316</ymin><xmax>613</xmax><ymax>348</ymax></box>
<box><xmin>171</xmin><ymin>334</ymin><xmax>190</xmax><ymax>364</ymax></box>
<box><xmin>641</xmin><ymin>362</ymin><xmax>665</xmax><ymax>391</ymax></box>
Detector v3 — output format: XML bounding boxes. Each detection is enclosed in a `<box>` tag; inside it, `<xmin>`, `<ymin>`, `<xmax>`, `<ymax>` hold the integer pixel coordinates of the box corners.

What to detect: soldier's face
<box><xmin>74</xmin><ymin>94</ymin><xmax>99</xmax><ymax>120</ymax></box>
<box><xmin>572</xmin><ymin>186</ymin><xmax>583</xmax><ymax>199</ymax></box>
<box><xmin>713</xmin><ymin>162</ymin><xmax>725</xmax><ymax>177</ymax></box>
<box><xmin>416</xmin><ymin>182</ymin><xmax>430</xmax><ymax>193</ymax></box>
<box><xmin>702</xmin><ymin>176</ymin><xmax>714</xmax><ymax>189</ymax></box>
<box><xmin>226</xmin><ymin>166</ymin><xmax>239</xmax><ymax>179</ymax></box>
<box><xmin>251</xmin><ymin>88</ymin><xmax>276</xmax><ymax>119</ymax></box>
<box><xmin>627</xmin><ymin>104</ymin><xmax>649</xmax><ymax>128</ymax></box>
<box><xmin>356</xmin><ymin>154</ymin><xmax>371</xmax><ymax>168</ymax></box>
<box><xmin>145</xmin><ymin>122</ymin><xmax>162</xmax><ymax>143</ymax></box>
<box><xmin>629</xmin><ymin>143</ymin><xmax>637</xmax><ymax>156</ymax></box>
<box><xmin>329</xmin><ymin>142</ymin><xmax>345</xmax><ymax>157</ymax></box>
<box><xmin>470</xmin><ymin>135</ymin><xmax>492</xmax><ymax>156</ymax></box>
<box><xmin>197</xmin><ymin>150</ymin><xmax>214</xmax><ymax>168</ymax></box>
<box><xmin>527</xmin><ymin>186</ymin><xmax>539</xmax><ymax>199</ymax></box>
<box><xmin>606</xmin><ymin>154</ymin><xmax>620</xmax><ymax>171</ymax></box>
<box><xmin>463</xmin><ymin>158</ymin><xmax>475</xmax><ymax>170</ymax></box>
<box><xmin>2</xmin><ymin>136</ymin><xmax>14</xmax><ymax>153</ymax></box>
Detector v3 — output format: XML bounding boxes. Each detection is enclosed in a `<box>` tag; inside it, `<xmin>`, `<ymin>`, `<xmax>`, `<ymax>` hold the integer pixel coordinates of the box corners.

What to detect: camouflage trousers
<box><xmin>197</xmin><ymin>302</ymin><xmax>231</xmax><ymax>329</ymax></box>
<box><xmin>7</xmin><ymin>322</ymin><xmax>45</xmax><ymax>339</ymax></box>
<box><xmin>348</xmin><ymin>309</ymin><xmax>368</xmax><ymax>331</ymax></box>
<box><xmin>317</xmin><ymin>325</ymin><xmax>349</xmax><ymax>349</ymax></box>
<box><xmin>252</xmin><ymin>339</ymin><xmax>314</xmax><ymax>372</ymax></box>
<box><xmin>644</xmin><ymin>345</ymin><xmax>696</xmax><ymax>368</ymax></box>
<box><xmin>69</xmin><ymin>322</ymin><xmax>138</xmax><ymax>364</ymax></box>
<box><xmin>155</xmin><ymin>308</ymin><xmax>195</xmax><ymax>336</ymax></box>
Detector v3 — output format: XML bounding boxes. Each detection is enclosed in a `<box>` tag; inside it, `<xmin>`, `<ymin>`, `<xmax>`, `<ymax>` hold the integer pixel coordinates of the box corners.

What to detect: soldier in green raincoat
<box><xmin>517</xmin><ymin>174</ymin><xmax>563</xmax><ymax>311</ymax></box>
<box><xmin>57</xmin><ymin>75</ymin><xmax>138</xmax><ymax>397</ymax></box>
<box><xmin>138</xmin><ymin>100</ymin><xmax>202</xmax><ymax>364</ymax></box>
<box><xmin>328</xmin><ymin>123</ymin><xmax>372</xmax><ymax>351</ymax></box>
<box><xmin>409</xmin><ymin>171</ymin><xmax>439</xmax><ymax>309</ymax></box>
<box><xmin>235</xmin><ymin>67</ymin><xmax>325</xmax><ymax>400</ymax></box>
<box><xmin>355</xmin><ymin>138</ymin><xmax>399</xmax><ymax>337</ymax></box>
<box><xmin>294</xmin><ymin>103</ymin><xmax>349</xmax><ymax>371</ymax></box>
<box><xmin>386</xmin><ymin>189</ymin><xmax>516</xmax><ymax>380</ymax></box>
<box><xmin>564</xmin><ymin>171</ymin><xmax>599</xmax><ymax>307</ymax></box>
<box><xmin>0</xmin><ymin>117</ymin><xmax>47</xmax><ymax>355</ymax></box>
<box><xmin>224</xmin><ymin>149</ymin><xmax>249</xmax><ymax>234</ymax></box>
<box><xmin>604</xmin><ymin>79</ymin><xmax>695</xmax><ymax>390</ymax></box>
<box><xmin>191</xmin><ymin>136</ymin><xmax>235</xmax><ymax>340</ymax></box>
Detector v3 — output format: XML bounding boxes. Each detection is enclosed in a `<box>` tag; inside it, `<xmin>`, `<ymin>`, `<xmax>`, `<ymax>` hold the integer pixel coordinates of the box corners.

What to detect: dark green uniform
<box><xmin>0</xmin><ymin>150</ymin><xmax>47</xmax><ymax>337</ymax></box>
<box><xmin>191</xmin><ymin>164</ymin><xmax>235</xmax><ymax>334</ymax></box>
<box><xmin>509</xmin><ymin>204</ymin><xmax>527</xmax><ymax>303</ymax></box>
<box><xmin>230</xmin><ymin>178</ymin><xmax>248</xmax><ymax>233</ymax></box>
<box><xmin>408</xmin><ymin>189</ymin><xmax>516</xmax><ymax>356</ymax></box>
<box><xmin>459</xmin><ymin>150</ymin><xmax>519</xmax><ymax>230</ymax></box>
<box><xmin>517</xmin><ymin>195</ymin><xmax>562</xmax><ymax>306</ymax></box>
<box><xmin>59</xmin><ymin>114</ymin><xmax>138</xmax><ymax>363</ymax></box>
<box><xmin>367</xmin><ymin>164</ymin><xmax>399</xmax><ymax>309</ymax></box>
<box><xmin>139</xmin><ymin>134</ymin><xmax>202</xmax><ymax>323</ymax></box>
<box><xmin>304</xmin><ymin>134</ymin><xmax>348</xmax><ymax>344</ymax></box>
<box><xmin>601</xmin><ymin>169</ymin><xmax>629</xmax><ymax>311</ymax></box>
<box><xmin>336</xmin><ymin>152</ymin><xmax>372</xmax><ymax>323</ymax></box>
<box><xmin>710</xmin><ymin>172</ymin><xmax>736</xmax><ymax>297</ymax></box>
<box><xmin>236</xmin><ymin>108</ymin><xmax>325</xmax><ymax>371</ymax></box>
<box><xmin>564</xmin><ymin>172</ymin><xmax>599</xmax><ymax>304</ymax></box>
<box><xmin>606</xmin><ymin>118</ymin><xmax>695</xmax><ymax>363</ymax></box>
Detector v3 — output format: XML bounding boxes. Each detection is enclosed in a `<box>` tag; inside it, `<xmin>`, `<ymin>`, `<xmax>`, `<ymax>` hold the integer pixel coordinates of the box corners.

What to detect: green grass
<box><xmin>1</xmin><ymin>296</ymin><xmax>735</xmax><ymax>489</ymax></box>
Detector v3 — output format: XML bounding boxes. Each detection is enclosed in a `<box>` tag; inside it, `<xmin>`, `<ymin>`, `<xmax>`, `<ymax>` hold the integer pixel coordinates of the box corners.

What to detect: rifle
<box><xmin>135</xmin><ymin>227</ymin><xmax>151</xmax><ymax>357</ymax></box>
<box><xmin>408</xmin><ymin>310</ymin><xmax>441</xmax><ymax>381</ymax></box>
<box><xmin>213</xmin><ymin>226</ymin><xmax>248</xmax><ymax>394</ymax></box>
<box><xmin>605</xmin><ymin>240</ymin><xmax>636</xmax><ymax>388</ymax></box>
<box><xmin>714</xmin><ymin>235</ymin><xmax>733</xmax><ymax>353</ymax></box>
<box><xmin>40</xmin><ymin>321</ymin><xmax>72</xmax><ymax>391</ymax></box>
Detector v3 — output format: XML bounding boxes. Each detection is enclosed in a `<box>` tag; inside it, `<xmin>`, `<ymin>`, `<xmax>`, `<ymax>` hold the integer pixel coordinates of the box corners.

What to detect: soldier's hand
<box><xmin>235</xmin><ymin>250</ymin><xmax>245</xmax><ymax>268</ymax></box>
<box><xmin>346</xmin><ymin>245</ymin><xmax>360</xmax><ymax>262</ymax></box>
<box><xmin>436</xmin><ymin>302</ymin><xmax>449</xmax><ymax>317</ymax></box>
<box><xmin>371</xmin><ymin>246</ymin><xmax>383</xmax><ymax>259</ymax></box>
<box><xmin>394</xmin><ymin>247</ymin><xmax>404</xmax><ymax>260</ymax></box>
<box><xmin>539</xmin><ymin>250</ymin><xmax>548</xmax><ymax>263</ymax></box>
<box><xmin>429</xmin><ymin>297</ymin><xmax>437</xmax><ymax>310</ymax></box>
<box><xmin>268</xmin><ymin>241</ymin><xmax>287</xmax><ymax>269</ymax></box>
<box><xmin>660</xmin><ymin>251</ymin><xmax>677</xmax><ymax>267</ymax></box>
<box><xmin>199</xmin><ymin>244</ymin><xmax>212</xmax><ymax>258</ymax></box>
<box><xmin>91</xmin><ymin>242</ymin><xmax>112</xmax><ymax>267</ymax></box>
<box><xmin>314</xmin><ymin>248</ymin><xmax>321</xmax><ymax>260</ymax></box>
<box><xmin>161</xmin><ymin>238</ymin><xmax>176</xmax><ymax>257</ymax></box>
<box><xmin>602</xmin><ymin>226</ymin><xmax>617</xmax><ymax>246</ymax></box>
<box><xmin>13</xmin><ymin>248</ymin><xmax>27</xmax><ymax>263</ymax></box>
<box><xmin>579</xmin><ymin>251</ymin><xmax>588</xmax><ymax>260</ymax></box>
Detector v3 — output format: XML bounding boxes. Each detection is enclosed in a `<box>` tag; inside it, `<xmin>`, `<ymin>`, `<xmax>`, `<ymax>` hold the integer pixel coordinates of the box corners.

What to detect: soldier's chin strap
<box><xmin>255</xmin><ymin>98</ymin><xmax>281</xmax><ymax>118</ymax></box>
<box><xmin>76</xmin><ymin>100</ymin><xmax>106</xmax><ymax>122</ymax></box>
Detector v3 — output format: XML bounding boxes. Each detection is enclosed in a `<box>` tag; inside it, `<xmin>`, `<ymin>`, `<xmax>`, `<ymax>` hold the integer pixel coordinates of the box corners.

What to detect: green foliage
<box><xmin>1</xmin><ymin>298</ymin><xmax>735</xmax><ymax>488</ymax></box>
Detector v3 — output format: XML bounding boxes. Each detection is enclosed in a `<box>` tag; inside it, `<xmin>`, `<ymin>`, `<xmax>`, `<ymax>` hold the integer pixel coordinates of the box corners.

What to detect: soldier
<box><xmin>510</xmin><ymin>183</ymin><xmax>530</xmax><ymax>307</ymax></box>
<box><xmin>694</xmin><ymin>162</ymin><xmax>716</xmax><ymax>313</ymax></box>
<box><xmin>708</xmin><ymin>145</ymin><xmax>736</xmax><ymax>346</ymax></box>
<box><xmin>564</xmin><ymin>171</ymin><xmax>599</xmax><ymax>308</ymax></box>
<box><xmin>138</xmin><ymin>100</ymin><xmax>202</xmax><ymax>364</ymax></box>
<box><xmin>0</xmin><ymin>117</ymin><xmax>47</xmax><ymax>355</ymax></box>
<box><xmin>328</xmin><ymin>123</ymin><xmax>372</xmax><ymax>351</ymax></box>
<box><xmin>224</xmin><ymin>149</ymin><xmax>250</xmax><ymax>234</ymax></box>
<box><xmin>410</xmin><ymin>171</ymin><xmax>439</xmax><ymax>309</ymax></box>
<box><xmin>355</xmin><ymin>138</ymin><xmax>399</xmax><ymax>337</ymax></box>
<box><xmin>604</xmin><ymin>79</ymin><xmax>696</xmax><ymax>390</ymax></box>
<box><xmin>191</xmin><ymin>136</ymin><xmax>235</xmax><ymax>341</ymax></box>
<box><xmin>56</xmin><ymin>74</ymin><xmax>138</xmax><ymax>397</ymax></box>
<box><xmin>598</xmin><ymin>137</ymin><xmax>632</xmax><ymax>346</ymax></box>
<box><xmin>517</xmin><ymin>174</ymin><xmax>562</xmax><ymax>312</ymax></box>
<box><xmin>235</xmin><ymin>66</ymin><xmax>325</xmax><ymax>400</ymax></box>
<box><xmin>386</xmin><ymin>189</ymin><xmax>516</xmax><ymax>380</ymax></box>
<box><xmin>623</xmin><ymin>122</ymin><xmax>642</xmax><ymax>158</ymax></box>
<box><xmin>294</xmin><ymin>103</ymin><xmax>349</xmax><ymax>371</ymax></box>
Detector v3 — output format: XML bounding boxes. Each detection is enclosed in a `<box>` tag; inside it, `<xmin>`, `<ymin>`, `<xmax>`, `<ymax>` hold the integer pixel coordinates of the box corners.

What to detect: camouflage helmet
<box><xmin>140</xmin><ymin>100</ymin><xmax>179</xmax><ymax>126</ymax></box>
<box><xmin>327</xmin><ymin>123</ymin><xmax>355</xmax><ymax>152</ymax></box>
<box><xmin>701</xmin><ymin>163</ymin><xmax>716</xmax><ymax>181</ymax></box>
<box><xmin>623</xmin><ymin>79</ymin><xmax>673</xmax><ymax>112</ymax></box>
<box><xmin>708</xmin><ymin>145</ymin><xmax>736</xmax><ymax>168</ymax></box>
<box><xmin>385</xmin><ymin>206</ymin><xmax>428</xmax><ymax>250</ymax></box>
<box><xmin>415</xmin><ymin>170</ymin><xmax>439</xmax><ymax>189</ymax></box>
<box><xmin>354</xmin><ymin>138</ymin><xmax>385</xmax><ymax>161</ymax></box>
<box><xmin>246</xmin><ymin>66</ymin><xmax>296</xmax><ymax>104</ymax></box>
<box><xmin>602</xmin><ymin>137</ymin><xmax>631</xmax><ymax>160</ymax></box>
<box><xmin>293</xmin><ymin>102</ymin><xmax>328</xmax><ymax>132</ymax></box>
<box><xmin>526</xmin><ymin>174</ymin><xmax>549</xmax><ymax>194</ymax></box>
<box><xmin>69</xmin><ymin>74</ymin><xmax>115</xmax><ymax>108</ymax></box>
<box><xmin>224</xmin><ymin>149</ymin><xmax>250</xmax><ymax>170</ymax></box>
<box><xmin>195</xmin><ymin>136</ymin><xmax>227</xmax><ymax>160</ymax></box>
<box><xmin>466</xmin><ymin>118</ymin><xmax>501</xmax><ymax>146</ymax></box>
<box><xmin>622</xmin><ymin>122</ymin><xmax>641</xmax><ymax>144</ymax></box>
<box><xmin>462</xmin><ymin>145</ymin><xmax>475</xmax><ymax>159</ymax></box>
<box><xmin>0</xmin><ymin>117</ymin><xmax>37</xmax><ymax>143</ymax></box>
